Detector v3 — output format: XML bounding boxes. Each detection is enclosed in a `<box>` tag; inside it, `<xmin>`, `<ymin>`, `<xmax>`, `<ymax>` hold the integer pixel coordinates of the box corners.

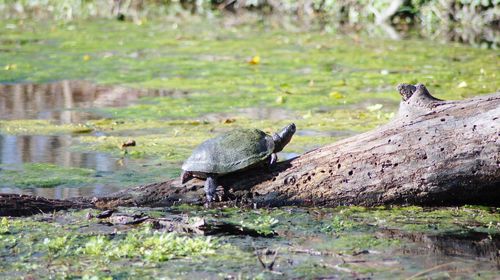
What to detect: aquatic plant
<box><xmin>240</xmin><ymin>214</ymin><xmax>279</xmax><ymax>235</ymax></box>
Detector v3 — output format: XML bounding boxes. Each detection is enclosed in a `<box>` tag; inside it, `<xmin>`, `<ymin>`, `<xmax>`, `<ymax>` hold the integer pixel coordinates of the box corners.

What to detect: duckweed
<box><xmin>0</xmin><ymin>120</ymin><xmax>93</xmax><ymax>135</ymax></box>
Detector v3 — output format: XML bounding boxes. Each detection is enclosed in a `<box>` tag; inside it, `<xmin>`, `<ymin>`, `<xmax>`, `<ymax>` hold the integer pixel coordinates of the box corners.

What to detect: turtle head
<box><xmin>272</xmin><ymin>123</ymin><xmax>296</xmax><ymax>153</ymax></box>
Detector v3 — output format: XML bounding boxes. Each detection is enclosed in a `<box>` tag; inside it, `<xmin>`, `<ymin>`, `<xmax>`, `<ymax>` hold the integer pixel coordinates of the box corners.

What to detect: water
<box><xmin>0</xmin><ymin>134</ymin><xmax>114</xmax><ymax>169</ymax></box>
<box><xmin>0</xmin><ymin>81</ymin><xmax>172</xmax><ymax>198</ymax></box>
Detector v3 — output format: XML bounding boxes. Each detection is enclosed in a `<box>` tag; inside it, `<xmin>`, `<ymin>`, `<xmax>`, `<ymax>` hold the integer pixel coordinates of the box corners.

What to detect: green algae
<box><xmin>0</xmin><ymin>161</ymin><xmax>179</xmax><ymax>189</ymax></box>
<box><xmin>337</xmin><ymin>205</ymin><xmax>500</xmax><ymax>235</ymax></box>
<box><xmin>0</xmin><ymin>213</ymin><xmax>224</xmax><ymax>279</ymax></box>
<box><xmin>0</xmin><ymin>163</ymin><xmax>95</xmax><ymax>188</ymax></box>
<box><xmin>76</xmin><ymin>229</ymin><xmax>218</xmax><ymax>262</ymax></box>
<box><xmin>1</xmin><ymin>20</ymin><xmax>497</xmax><ymax>104</ymax></box>
<box><xmin>3</xmin><ymin>206</ymin><xmax>499</xmax><ymax>279</ymax></box>
<box><xmin>0</xmin><ymin>119</ymin><xmax>93</xmax><ymax>135</ymax></box>
<box><xmin>238</xmin><ymin>213</ymin><xmax>280</xmax><ymax>236</ymax></box>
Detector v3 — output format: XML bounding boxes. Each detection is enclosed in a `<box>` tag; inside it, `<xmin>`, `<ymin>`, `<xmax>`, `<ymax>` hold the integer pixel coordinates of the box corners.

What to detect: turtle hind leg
<box><xmin>204</xmin><ymin>176</ymin><xmax>217</xmax><ymax>204</ymax></box>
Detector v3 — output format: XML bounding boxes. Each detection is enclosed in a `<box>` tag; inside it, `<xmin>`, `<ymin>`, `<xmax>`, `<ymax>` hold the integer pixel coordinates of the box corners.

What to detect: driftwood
<box><xmin>1</xmin><ymin>83</ymin><xmax>499</xmax><ymax>216</ymax></box>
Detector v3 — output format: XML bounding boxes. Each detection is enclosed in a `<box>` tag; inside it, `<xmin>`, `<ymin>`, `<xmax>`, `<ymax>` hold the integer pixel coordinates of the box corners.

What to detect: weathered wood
<box><xmin>1</xmin><ymin>83</ymin><xmax>499</xmax><ymax>215</ymax></box>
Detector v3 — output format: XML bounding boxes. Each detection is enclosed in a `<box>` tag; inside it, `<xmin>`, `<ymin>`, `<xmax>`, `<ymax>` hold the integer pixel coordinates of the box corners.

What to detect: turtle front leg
<box><xmin>204</xmin><ymin>176</ymin><xmax>217</xmax><ymax>204</ymax></box>
<box><xmin>269</xmin><ymin>153</ymin><xmax>278</xmax><ymax>167</ymax></box>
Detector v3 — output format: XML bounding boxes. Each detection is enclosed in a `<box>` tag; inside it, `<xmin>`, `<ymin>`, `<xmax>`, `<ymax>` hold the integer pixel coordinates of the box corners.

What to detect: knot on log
<box><xmin>396</xmin><ymin>83</ymin><xmax>443</xmax><ymax>119</ymax></box>
<box><xmin>396</xmin><ymin>83</ymin><xmax>417</xmax><ymax>101</ymax></box>
<box><xmin>284</xmin><ymin>175</ymin><xmax>297</xmax><ymax>185</ymax></box>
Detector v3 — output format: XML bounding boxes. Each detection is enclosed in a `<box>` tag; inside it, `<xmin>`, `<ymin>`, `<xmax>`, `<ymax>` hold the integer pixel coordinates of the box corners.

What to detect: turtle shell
<box><xmin>182</xmin><ymin>129</ymin><xmax>274</xmax><ymax>175</ymax></box>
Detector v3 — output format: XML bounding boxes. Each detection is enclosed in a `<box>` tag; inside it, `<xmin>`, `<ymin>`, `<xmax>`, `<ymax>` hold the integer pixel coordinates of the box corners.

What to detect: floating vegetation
<box><xmin>0</xmin><ymin>163</ymin><xmax>95</xmax><ymax>188</ymax></box>
<box><xmin>1</xmin><ymin>206</ymin><xmax>499</xmax><ymax>278</ymax></box>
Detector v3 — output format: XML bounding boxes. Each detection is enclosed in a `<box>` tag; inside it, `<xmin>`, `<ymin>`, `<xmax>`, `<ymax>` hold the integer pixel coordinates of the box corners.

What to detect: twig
<box><xmin>255</xmin><ymin>247</ymin><xmax>281</xmax><ymax>273</ymax></box>
<box><xmin>406</xmin><ymin>262</ymin><xmax>456</xmax><ymax>280</ymax></box>
<box><xmin>321</xmin><ymin>262</ymin><xmax>352</xmax><ymax>274</ymax></box>
<box><xmin>256</xmin><ymin>251</ymin><xmax>267</xmax><ymax>269</ymax></box>
<box><xmin>268</xmin><ymin>248</ymin><xmax>279</xmax><ymax>271</ymax></box>
<box><xmin>288</xmin><ymin>247</ymin><xmax>343</xmax><ymax>258</ymax></box>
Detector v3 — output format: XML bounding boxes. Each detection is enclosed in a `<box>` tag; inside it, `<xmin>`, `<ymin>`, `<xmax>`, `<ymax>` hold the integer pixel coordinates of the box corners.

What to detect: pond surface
<box><xmin>1</xmin><ymin>206</ymin><xmax>499</xmax><ymax>279</ymax></box>
<box><xmin>0</xmin><ymin>18</ymin><xmax>498</xmax><ymax>278</ymax></box>
<box><xmin>0</xmin><ymin>81</ymin><xmax>176</xmax><ymax>198</ymax></box>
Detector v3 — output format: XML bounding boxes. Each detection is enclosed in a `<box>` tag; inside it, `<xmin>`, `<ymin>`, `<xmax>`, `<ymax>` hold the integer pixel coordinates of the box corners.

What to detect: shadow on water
<box><xmin>0</xmin><ymin>80</ymin><xmax>177</xmax><ymax>123</ymax></box>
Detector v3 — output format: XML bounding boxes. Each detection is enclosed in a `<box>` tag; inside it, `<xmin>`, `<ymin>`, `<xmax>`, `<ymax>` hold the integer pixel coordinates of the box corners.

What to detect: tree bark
<box><xmin>1</xmin><ymin>83</ymin><xmax>499</xmax><ymax>215</ymax></box>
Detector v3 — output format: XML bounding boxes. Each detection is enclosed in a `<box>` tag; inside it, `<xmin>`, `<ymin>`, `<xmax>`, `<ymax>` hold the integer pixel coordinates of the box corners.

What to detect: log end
<box><xmin>396</xmin><ymin>83</ymin><xmax>443</xmax><ymax>119</ymax></box>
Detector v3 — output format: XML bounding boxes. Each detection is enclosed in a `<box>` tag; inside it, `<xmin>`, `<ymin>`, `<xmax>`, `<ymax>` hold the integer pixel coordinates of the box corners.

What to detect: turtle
<box><xmin>181</xmin><ymin>123</ymin><xmax>296</xmax><ymax>203</ymax></box>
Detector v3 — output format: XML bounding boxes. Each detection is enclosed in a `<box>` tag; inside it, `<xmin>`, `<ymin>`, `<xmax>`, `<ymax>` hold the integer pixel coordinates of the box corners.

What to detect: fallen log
<box><xmin>1</xmin><ymin>83</ymin><xmax>499</xmax><ymax>215</ymax></box>
<box><xmin>0</xmin><ymin>194</ymin><xmax>93</xmax><ymax>216</ymax></box>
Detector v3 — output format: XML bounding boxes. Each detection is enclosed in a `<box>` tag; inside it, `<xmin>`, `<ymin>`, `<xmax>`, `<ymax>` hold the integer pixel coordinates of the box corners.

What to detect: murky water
<box><xmin>0</xmin><ymin>81</ymin><xmax>158</xmax><ymax>168</ymax></box>
<box><xmin>0</xmin><ymin>133</ymin><xmax>124</xmax><ymax>199</ymax></box>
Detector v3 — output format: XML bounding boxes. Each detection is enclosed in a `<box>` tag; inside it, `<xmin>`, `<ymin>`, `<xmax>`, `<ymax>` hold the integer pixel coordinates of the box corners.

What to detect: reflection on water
<box><xmin>0</xmin><ymin>80</ymin><xmax>174</xmax><ymax>123</ymax></box>
<box><xmin>0</xmin><ymin>134</ymin><xmax>116</xmax><ymax>171</ymax></box>
<box><xmin>0</xmin><ymin>133</ymin><xmax>123</xmax><ymax>199</ymax></box>
<box><xmin>0</xmin><ymin>185</ymin><xmax>125</xmax><ymax>200</ymax></box>
<box><xmin>0</xmin><ymin>80</ymin><xmax>178</xmax><ymax>198</ymax></box>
